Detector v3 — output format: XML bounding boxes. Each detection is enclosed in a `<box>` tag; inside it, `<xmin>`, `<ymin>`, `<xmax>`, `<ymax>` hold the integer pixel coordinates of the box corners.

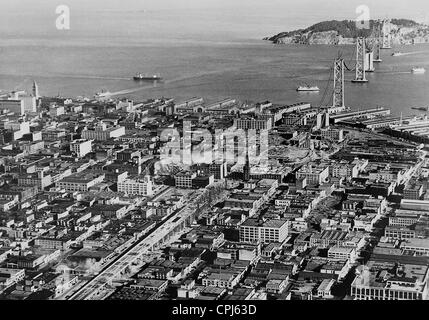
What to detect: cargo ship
<box><xmin>392</xmin><ymin>52</ymin><xmax>403</xmax><ymax>57</ymax></box>
<box><xmin>133</xmin><ymin>73</ymin><xmax>163</xmax><ymax>81</ymax></box>
<box><xmin>411</xmin><ymin>67</ymin><xmax>426</xmax><ymax>74</ymax></box>
<box><xmin>297</xmin><ymin>85</ymin><xmax>320</xmax><ymax>92</ymax></box>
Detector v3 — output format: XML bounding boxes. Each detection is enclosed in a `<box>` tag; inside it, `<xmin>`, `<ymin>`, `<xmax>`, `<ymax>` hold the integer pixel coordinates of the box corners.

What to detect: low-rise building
<box><xmin>400</xmin><ymin>238</ymin><xmax>429</xmax><ymax>256</ymax></box>
<box><xmin>175</xmin><ymin>171</ymin><xmax>197</xmax><ymax>189</ymax></box>
<box><xmin>234</xmin><ymin>117</ymin><xmax>272</xmax><ymax>131</ymax></box>
<box><xmin>202</xmin><ymin>271</ymin><xmax>242</xmax><ymax>290</ymax></box>
<box><xmin>296</xmin><ymin>163</ymin><xmax>329</xmax><ymax>185</ymax></box>
<box><xmin>118</xmin><ymin>175</ymin><xmax>154</xmax><ymax>197</ymax></box>
<box><xmin>81</xmin><ymin>122</ymin><xmax>125</xmax><ymax>141</ymax></box>
<box><xmin>0</xmin><ymin>268</ymin><xmax>25</xmax><ymax>289</ymax></box>
<box><xmin>316</xmin><ymin>278</ymin><xmax>335</xmax><ymax>298</ymax></box>
<box><xmin>351</xmin><ymin>263</ymin><xmax>429</xmax><ymax>300</ymax></box>
<box><xmin>56</xmin><ymin>172</ymin><xmax>105</xmax><ymax>192</ymax></box>
<box><xmin>328</xmin><ymin>246</ymin><xmax>357</xmax><ymax>262</ymax></box>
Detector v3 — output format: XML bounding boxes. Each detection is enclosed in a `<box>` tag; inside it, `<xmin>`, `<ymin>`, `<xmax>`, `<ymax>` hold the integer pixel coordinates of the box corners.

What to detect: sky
<box><xmin>3</xmin><ymin>0</ymin><xmax>428</xmax><ymax>16</ymax></box>
<box><xmin>1</xmin><ymin>0</ymin><xmax>428</xmax><ymax>43</ymax></box>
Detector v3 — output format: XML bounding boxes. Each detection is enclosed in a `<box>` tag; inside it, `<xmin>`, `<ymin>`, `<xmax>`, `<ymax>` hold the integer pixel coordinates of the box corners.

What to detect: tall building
<box><xmin>243</xmin><ymin>150</ymin><xmax>250</xmax><ymax>181</ymax></box>
<box><xmin>316</xmin><ymin>112</ymin><xmax>330</xmax><ymax>129</ymax></box>
<box><xmin>403</xmin><ymin>182</ymin><xmax>424</xmax><ymax>200</ymax></box>
<box><xmin>239</xmin><ymin>218</ymin><xmax>289</xmax><ymax>244</ymax></box>
<box><xmin>32</xmin><ymin>81</ymin><xmax>40</xmax><ymax>99</ymax></box>
<box><xmin>70</xmin><ymin>139</ymin><xmax>92</xmax><ymax>158</ymax></box>
<box><xmin>21</xmin><ymin>96</ymin><xmax>37</xmax><ymax>113</ymax></box>
<box><xmin>209</xmin><ymin>161</ymin><xmax>228</xmax><ymax>180</ymax></box>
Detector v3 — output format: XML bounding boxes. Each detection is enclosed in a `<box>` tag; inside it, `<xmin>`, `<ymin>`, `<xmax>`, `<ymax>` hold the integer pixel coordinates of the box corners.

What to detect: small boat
<box><xmin>411</xmin><ymin>67</ymin><xmax>426</xmax><ymax>74</ymax></box>
<box><xmin>411</xmin><ymin>106</ymin><xmax>428</xmax><ymax>111</ymax></box>
<box><xmin>297</xmin><ymin>85</ymin><xmax>320</xmax><ymax>92</ymax></box>
<box><xmin>94</xmin><ymin>90</ymin><xmax>112</xmax><ymax>98</ymax></box>
<box><xmin>133</xmin><ymin>73</ymin><xmax>163</xmax><ymax>81</ymax></box>
<box><xmin>392</xmin><ymin>52</ymin><xmax>403</xmax><ymax>57</ymax></box>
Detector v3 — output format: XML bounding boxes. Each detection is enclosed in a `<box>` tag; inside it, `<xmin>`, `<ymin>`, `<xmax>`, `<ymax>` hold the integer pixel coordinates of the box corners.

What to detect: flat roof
<box><xmin>241</xmin><ymin>218</ymin><xmax>287</xmax><ymax>228</ymax></box>
<box><xmin>400</xmin><ymin>238</ymin><xmax>429</xmax><ymax>248</ymax></box>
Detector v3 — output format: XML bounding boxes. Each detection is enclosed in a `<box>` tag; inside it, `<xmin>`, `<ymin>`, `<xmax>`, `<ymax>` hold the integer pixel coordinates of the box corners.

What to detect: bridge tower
<box><xmin>352</xmin><ymin>37</ymin><xmax>368</xmax><ymax>83</ymax></box>
<box><xmin>373</xmin><ymin>21</ymin><xmax>383</xmax><ymax>62</ymax></box>
<box><xmin>381</xmin><ymin>18</ymin><xmax>392</xmax><ymax>49</ymax></box>
<box><xmin>333</xmin><ymin>58</ymin><xmax>345</xmax><ymax>109</ymax></box>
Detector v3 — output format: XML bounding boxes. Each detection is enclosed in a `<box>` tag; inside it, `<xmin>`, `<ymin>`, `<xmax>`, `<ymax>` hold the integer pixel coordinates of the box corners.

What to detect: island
<box><xmin>265</xmin><ymin>19</ymin><xmax>429</xmax><ymax>45</ymax></box>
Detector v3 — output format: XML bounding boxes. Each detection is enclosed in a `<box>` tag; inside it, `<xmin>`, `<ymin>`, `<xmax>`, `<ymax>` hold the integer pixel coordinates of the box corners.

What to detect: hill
<box><xmin>265</xmin><ymin>19</ymin><xmax>428</xmax><ymax>45</ymax></box>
